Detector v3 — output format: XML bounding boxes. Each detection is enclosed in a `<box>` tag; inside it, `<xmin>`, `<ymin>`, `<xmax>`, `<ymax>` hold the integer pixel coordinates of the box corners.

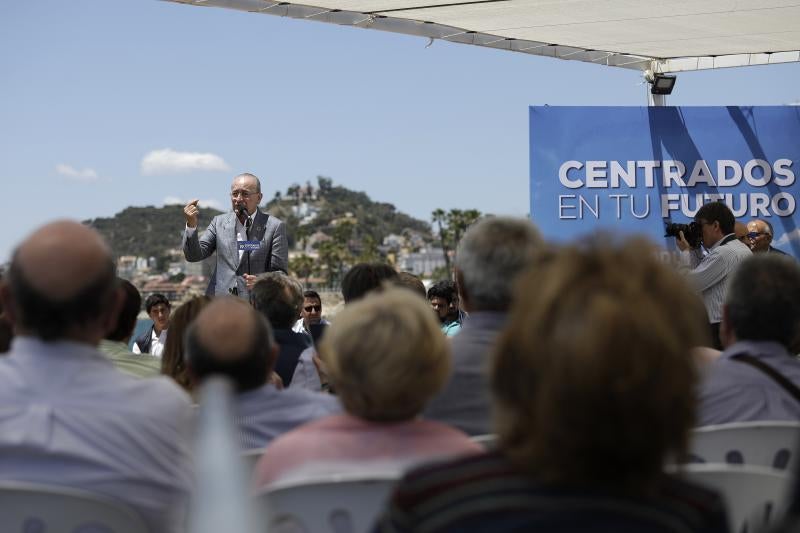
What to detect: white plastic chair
<box><xmin>242</xmin><ymin>448</ymin><xmax>266</xmax><ymax>472</ymax></box>
<box><xmin>674</xmin><ymin>463</ymin><xmax>792</xmax><ymax>533</ymax></box>
<box><xmin>257</xmin><ymin>472</ymin><xmax>399</xmax><ymax>533</ymax></box>
<box><xmin>0</xmin><ymin>480</ymin><xmax>149</xmax><ymax>533</ymax></box>
<box><xmin>690</xmin><ymin>421</ymin><xmax>800</xmax><ymax>470</ymax></box>
<box><xmin>470</xmin><ymin>433</ymin><xmax>498</xmax><ymax>450</ymax></box>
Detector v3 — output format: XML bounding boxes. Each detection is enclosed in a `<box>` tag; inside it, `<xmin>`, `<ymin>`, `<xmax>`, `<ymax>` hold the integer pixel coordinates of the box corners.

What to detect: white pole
<box><xmin>648</xmin><ymin>91</ymin><xmax>666</xmax><ymax>106</ymax></box>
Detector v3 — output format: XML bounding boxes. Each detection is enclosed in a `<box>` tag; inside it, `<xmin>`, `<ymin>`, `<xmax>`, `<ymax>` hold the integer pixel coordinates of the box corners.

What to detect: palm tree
<box><xmin>431</xmin><ymin>208</ymin><xmax>451</xmax><ymax>273</ymax></box>
<box><xmin>289</xmin><ymin>254</ymin><xmax>315</xmax><ymax>286</ymax></box>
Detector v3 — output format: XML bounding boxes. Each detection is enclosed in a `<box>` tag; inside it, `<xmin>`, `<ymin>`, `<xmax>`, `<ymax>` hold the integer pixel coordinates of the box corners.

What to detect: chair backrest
<box><xmin>0</xmin><ymin>481</ymin><xmax>150</xmax><ymax>533</ymax></box>
<box><xmin>257</xmin><ymin>472</ymin><xmax>400</xmax><ymax>533</ymax></box>
<box><xmin>242</xmin><ymin>448</ymin><xmax>265</xmax><ymax>472</ymax></box>
<box><xmin>190</xmin><ymin>377</ymin><xmax>260</xmax><ymax>533</ymax></box>
<box><xmin>675</xmin><ymin>463</ymin><xmax>792</xmax><ymax>533</ymax></box>
<box><xmin>690</xmin><ymin>421</ymin><xmax>800</xmax><ymax>470</ymax></box>
<box><xmin>470</xmin><ymin>433</ymin><xmax>498</xmax><ymax>450</ymax></box>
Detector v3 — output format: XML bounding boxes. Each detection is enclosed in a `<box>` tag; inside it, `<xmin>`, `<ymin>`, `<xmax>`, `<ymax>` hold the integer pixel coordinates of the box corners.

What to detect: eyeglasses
<box><xmin>231</xmin><ymin>189</ymin><xmax>258</xmax><ymax>199</ymax></box>
<box><xmin>304</xmin><ymin>305</ymin><xmax>321</xmax><ymax>312</ymax></box>
<box><xmin>747</xmin><ymin>232</ymin><xmax>769</xmax><ymax>239</ymax></box>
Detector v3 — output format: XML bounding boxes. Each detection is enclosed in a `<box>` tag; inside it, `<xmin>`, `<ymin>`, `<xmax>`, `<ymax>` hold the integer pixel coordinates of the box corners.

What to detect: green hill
<box><xmin>85</xmin><ymin>178</ymin><xmax>432</xmax><ymax>265</ymax></box>
<box><xmin>85</xmin><ymin>204</ymin><xmax>223</xmax><ymax>260</ymax></box>
<box><xmin>266</xmin><ymin>176</ymin><xmax>432</xmax><ymax>249</ymax></box>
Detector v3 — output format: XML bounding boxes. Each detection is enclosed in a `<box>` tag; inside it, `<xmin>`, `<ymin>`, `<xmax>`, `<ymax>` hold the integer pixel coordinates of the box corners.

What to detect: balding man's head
<box><xmin>0</xmin><ymin>220</ymin><xmax>117</xmax><ymax>342</ymax></box>
<box><xmin>184</xmin><ymin>297</ymin><xmax>275</xmax><ymax>393</ymax></box>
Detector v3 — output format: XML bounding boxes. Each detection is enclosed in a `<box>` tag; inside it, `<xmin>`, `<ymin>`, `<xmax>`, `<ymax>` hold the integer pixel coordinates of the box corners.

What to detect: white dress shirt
<box><xmin>0</xmin><ymin>337</ymin><xmax>194</xmax><ymax>533</ymax></box>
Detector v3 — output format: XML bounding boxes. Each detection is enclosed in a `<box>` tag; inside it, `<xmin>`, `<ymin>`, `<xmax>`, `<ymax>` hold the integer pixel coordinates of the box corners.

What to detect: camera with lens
<box><xmin>664</xmin><ymin>221</ymin><xmax>702</xmax><ymax>249</ymax></box>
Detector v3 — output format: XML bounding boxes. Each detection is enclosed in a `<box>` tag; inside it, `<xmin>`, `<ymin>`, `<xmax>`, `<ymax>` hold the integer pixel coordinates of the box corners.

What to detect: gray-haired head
<box><xmin>455</xmin><ymin>217</ymin><xmax>543</xmax><ymax>312</ymax></box>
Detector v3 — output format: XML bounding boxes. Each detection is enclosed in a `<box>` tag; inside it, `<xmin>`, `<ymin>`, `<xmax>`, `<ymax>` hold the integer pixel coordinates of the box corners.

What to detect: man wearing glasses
<box><xmin>676</xmin><ymin>201</ymin><xmax>752</xmax><ymax>349</ymax></box>
<box><xmin>182</xmin><ymin>173</ymin><xmax>288</xmax><ymax>299</ymax></box>
<box><xmin>292</xmin><ymin>290</ymin><xmax>329</xmax><ymax>340</ymax></box>
<box><xmin>746</xmin><ymin>219</ymin><xmax>789</xmax><ymax>256</ymax></box>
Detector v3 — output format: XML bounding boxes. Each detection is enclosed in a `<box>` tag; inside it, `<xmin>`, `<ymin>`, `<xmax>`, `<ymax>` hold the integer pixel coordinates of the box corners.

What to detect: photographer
<box><xmin>676</xmin><ymin>201</ymin><xmax>751</xmax><ymax>349</ymax></box>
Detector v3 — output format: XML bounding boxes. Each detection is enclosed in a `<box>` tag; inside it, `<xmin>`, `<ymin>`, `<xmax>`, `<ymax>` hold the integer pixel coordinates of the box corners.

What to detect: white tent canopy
<box><xmin>168</xmin><ymin>0</ymin><xmax>800</xmax><ymax>73</ymax></box>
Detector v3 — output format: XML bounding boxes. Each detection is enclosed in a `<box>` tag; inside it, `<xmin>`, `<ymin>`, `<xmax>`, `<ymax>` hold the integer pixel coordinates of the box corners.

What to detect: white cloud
<box><xmin>162</xmin><ymin>196</ymin><xmax>224</xmax><ymax>211</ymax></box>
<box><xmin>141</xmin><ymin>148</ymin><xmax>230</xmax><ymax>175</ymax></box>
<box><xmin>55</xmin><ymin>163</ymin><xmax>98</xmax><ymax>181</ymax></box>
<box><xmin>163</xmin><ymin>196</ymin><xmax>184</xmax><ymax>206</ymax></box>
<box><xmin>775</xmin><ymin>229</ymin><xmax>800</xmax><ymax>246</ymax></box>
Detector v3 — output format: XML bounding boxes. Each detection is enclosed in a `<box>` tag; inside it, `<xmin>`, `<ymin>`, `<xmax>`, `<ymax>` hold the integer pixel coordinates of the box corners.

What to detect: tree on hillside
<box><xmin>431</xmin><ymin>208</ymin><xmax>483</xmax><ymax>277</ymax></box>
<box><xmin>431</xmin><ymin>208</ymin><xmax>450</xmax><ymax>273</ymax></box>
<box><xmin>317</xmin><ymin>176</ymin><xmax>333</xmax><ymax>194</ymax></box>
<box><xmin>317</xmin><ymin>240</ymin><xmax>348</xmax><ymax>288</ymax></box>
<box><xmin>289</xmin><ymin>254</ymin><xmax>315</xmax><ymax>286</ymax></box>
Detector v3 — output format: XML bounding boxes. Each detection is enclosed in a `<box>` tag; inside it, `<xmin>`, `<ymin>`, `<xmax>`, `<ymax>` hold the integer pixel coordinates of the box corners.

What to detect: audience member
<box><xmin>697</xmin><ymin>253</ymin><xmax>800</xmax><ymax>425</ymax></box>
<box><xmin>340</xmin><ymin>262</ymin><xmax>398</xmax><ymax>303</ymax></box>
<box><xmin>185</xmin><ymin>298</ymin><xmax>339</xmax><ymax>450</ymax></box>
<box><xmin>161</xmin><ymin>295</ymin><xmax>212</xmax><ymax>392</ymax></box>
<box><xmin>99</xmin><ymin>278</ymin><xmax>161</xmax><ymax>378</ymax></box>
<box><xmin>254</xmin><ymin>288</ymin><xmax>482</xmax><ymax>487</ymax></box>
<box><xmin>0</xmin><ymin>221</ymin><xmax>193</xmax><ymax>533</ymax></box>
<box><xmin>424</xmin><ymin>217</ymin><xmax>543</xmax><ymax>435</ymax></box>
<box><xmin>251</xmin><ymin>272</ymin><xmax>310</xmax><ymax>386</ymax></box>
<box><xmin>0</xmin><ymin>313</ymin><xmax>10</xmax><ymax>354</ymax></box>
<box><xmin>734</xmin><ymin>221</ymin><xmax>748</xmax><ymax>244</ymax></box>
<box><xmin>292</xmin><ymin>289</ymin><xmax>329</xmax><ymax>339</ymax></box>
<box><xmin>395</xmin><ymin>271</ymin><xmax>427</xmax><ymax>299</ymax></box>
<box><xmin>0</xmin><ymin>274</ymin><xmax>12</xmax><ymax>354</ymax></box>
<box><xmin>133</xmin><ymin>292</ymin><xmax>171</xmax><ymax>356</ymax></box>
<box><xmin>427</xmin><ymin>280</ymin><xmax>462</xmax><ymax>336</ymax></box>
<box><xmin>747</xmin><ymin>218</ymin><xmax>789</xmax><ymax>255</ymax></box>
<box><xmin>375</xmin><ymin>238</ymin><xmax>725</xmax><ymax>533</ymax></box>
<box><xmin>677</xmin><ymin>201</ymin><xmax>751</xmax><ymax>349</ymax></box>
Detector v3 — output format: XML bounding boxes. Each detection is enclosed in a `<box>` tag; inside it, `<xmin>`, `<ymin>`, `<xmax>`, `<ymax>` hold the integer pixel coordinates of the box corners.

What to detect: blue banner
<box><xmin>530</xmin><ymin>106</ymin><xmax>800</xmax><ymax>258</ymax></box>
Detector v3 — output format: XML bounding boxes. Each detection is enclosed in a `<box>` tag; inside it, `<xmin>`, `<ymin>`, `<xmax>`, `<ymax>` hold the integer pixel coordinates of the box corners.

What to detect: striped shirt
<box><xmin>232</xmin><ymin>384</ymin><xmax>340</xmax><ymax>450</ymax></box>
<box><xmin>373</xmin><ymin>452</ymin><xmax>729</xmax><ymax>533</ymax></box>
<box><xmin>682</xmin><ymin>234</ymin><xmax>751</xmax><ymax>323</ymax></box>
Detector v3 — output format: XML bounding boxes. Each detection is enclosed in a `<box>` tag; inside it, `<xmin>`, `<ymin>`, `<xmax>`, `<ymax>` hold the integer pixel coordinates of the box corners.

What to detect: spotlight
<box><xmin>649</xmin><ymin>73</ymin><xmax>676</xmax><ymax>95</ymax></box>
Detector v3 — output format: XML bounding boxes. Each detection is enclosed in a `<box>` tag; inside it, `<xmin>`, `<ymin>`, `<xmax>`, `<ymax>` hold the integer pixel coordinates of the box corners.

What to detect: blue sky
<box><xmin>1</xmin><ymin>0</ymin><xmax>799</xmax><ymax>262</ymax></box>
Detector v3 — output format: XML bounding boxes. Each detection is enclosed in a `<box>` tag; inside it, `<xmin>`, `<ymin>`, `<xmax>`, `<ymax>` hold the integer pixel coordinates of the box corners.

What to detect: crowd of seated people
<box><xmin>253</xmin><ymin>287</ymin><xmax>483</xmax><ymax>487</ymax></box>
<box><xmin>2</xmin><ymin>215</ymin><xmax>800</xmax><ymax>532</ymax></box>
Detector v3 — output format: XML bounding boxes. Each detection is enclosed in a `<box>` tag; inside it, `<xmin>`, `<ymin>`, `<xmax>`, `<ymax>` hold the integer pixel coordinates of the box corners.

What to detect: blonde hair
<box><xmin>492</xmin><ymin>237</ymin><xmax>708</xmax><ymax>491</ymax></box>
<box><xmin>320</xmin><ymin>288</ymin><xmax>451</xmax><ymax>422</ymax></box>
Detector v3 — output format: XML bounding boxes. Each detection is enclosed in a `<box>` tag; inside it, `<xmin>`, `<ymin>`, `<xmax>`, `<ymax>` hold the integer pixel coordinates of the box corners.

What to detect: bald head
<box><xmin>747</xmin><ymin>219</ymin><xmax>774</xmax><ymax>253</ymax></box>
<box><xmin>185</xmin><ymin>297</ymin><xmax>275</xmax><ymax>392</ymax></box>
<box><xmin>18</xmin><ymin>221</ymin><xmax>112</xmax><ymax>300</ymax></box>
<box><xmin>1</xmin><ymin>220</ymin><xmax>117</xmax><ymax>342</ymax></box>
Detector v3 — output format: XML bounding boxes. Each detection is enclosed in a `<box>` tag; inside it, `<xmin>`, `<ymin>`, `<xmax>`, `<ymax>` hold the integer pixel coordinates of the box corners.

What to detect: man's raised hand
<box><xmin>184</xmin><ymin>199</ymin><xmax>200</xmax><ymax>228</ymax></box>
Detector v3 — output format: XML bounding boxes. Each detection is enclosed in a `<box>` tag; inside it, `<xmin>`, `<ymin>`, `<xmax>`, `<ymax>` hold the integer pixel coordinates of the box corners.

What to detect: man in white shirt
<box><xmin>0</xmin><ymin>220</ymin><xmax>193</xmax><ymax>533</ymax></box>
<box><xmin>132</xmin><ymin>292</ymin><xmax>170</xmax><ymax>356</ymax></box>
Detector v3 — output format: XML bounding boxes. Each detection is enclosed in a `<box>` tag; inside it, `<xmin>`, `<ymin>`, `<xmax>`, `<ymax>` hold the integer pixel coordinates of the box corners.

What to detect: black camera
<box><xmin>664</xmin><ymin>221</ymin><xmax>702</xmax><ymax>249</ymax></box>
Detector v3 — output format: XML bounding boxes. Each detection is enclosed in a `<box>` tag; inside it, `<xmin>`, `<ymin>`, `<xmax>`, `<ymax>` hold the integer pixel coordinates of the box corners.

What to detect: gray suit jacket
<box><xmin>183</xmin><ymin>210</ymin><xmax>288</xmax><ymax>298</ymax></box>
<box><xmin>423</xmin><ymin>311</ymin><xmax>507</xmax><ymax>436</ymax></box>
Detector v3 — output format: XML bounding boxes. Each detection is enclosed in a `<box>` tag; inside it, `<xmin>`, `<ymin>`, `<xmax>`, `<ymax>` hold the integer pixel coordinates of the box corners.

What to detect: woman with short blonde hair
<box><xmin>255</xmin><ymin>288</ymin><xmax>480</xmax><ymax>486</ymax></box>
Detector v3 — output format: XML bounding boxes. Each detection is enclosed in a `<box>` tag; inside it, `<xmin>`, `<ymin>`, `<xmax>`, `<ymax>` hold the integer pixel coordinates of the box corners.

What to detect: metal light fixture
<box><xmin>646</xmin><ymin>72</ymin><xmax>677</xmax><ymax>95</ymax></box>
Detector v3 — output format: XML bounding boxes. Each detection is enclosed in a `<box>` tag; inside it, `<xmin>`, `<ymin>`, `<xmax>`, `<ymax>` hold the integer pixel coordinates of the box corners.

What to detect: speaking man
<box><xmin>183</xmin><ymin>173</ymin><xmax>288</xmax><ymax>299</ymax></box>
